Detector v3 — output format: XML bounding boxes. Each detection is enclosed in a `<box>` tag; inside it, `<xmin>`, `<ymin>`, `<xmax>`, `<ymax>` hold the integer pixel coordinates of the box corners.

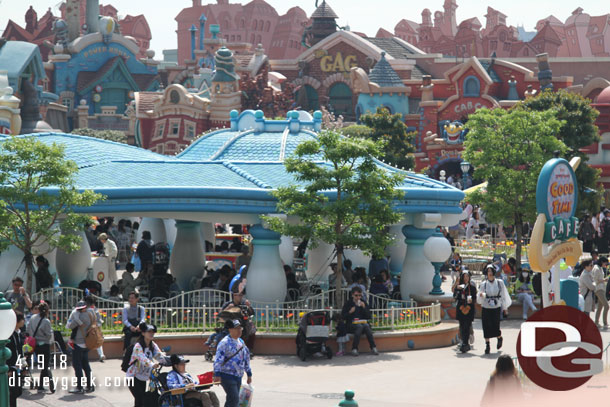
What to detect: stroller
<box><xmin>296</xmin><ymin>310</ymin><xmax>333</xmax><ymax>361</ymax></box>
<box><xmin>204</xmin><ymin>305</ymin><xmax>251</xmax><ymax>362</ymax></box>
<box><xmin>204</xmin><ymin>326</ymin><xmax>228</xmax><ymax>362</ymax></box>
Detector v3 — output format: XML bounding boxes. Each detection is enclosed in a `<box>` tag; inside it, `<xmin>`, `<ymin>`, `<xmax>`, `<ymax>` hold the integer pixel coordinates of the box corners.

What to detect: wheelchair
<box><xmin>149</xmin><ymin>363</ymin><xmax>218</xmax><ymax>407</ymax></box>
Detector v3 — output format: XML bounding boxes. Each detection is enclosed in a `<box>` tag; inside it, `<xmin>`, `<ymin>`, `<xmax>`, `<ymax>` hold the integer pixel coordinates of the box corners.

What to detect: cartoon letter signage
<box><xmin>529</xmin><ymin>158</ymin><xmax>582</xmax><ymax>282</ymax></box>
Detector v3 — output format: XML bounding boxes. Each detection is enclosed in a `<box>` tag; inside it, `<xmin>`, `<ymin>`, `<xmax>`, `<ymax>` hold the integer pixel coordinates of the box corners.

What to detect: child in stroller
<box><xmin>204</xmin><ymin>326</ymin><xmax>227</xmax><ymax>362</ymax></box>
<box><xmin>296</xmin><ymin>310</ymin><xmax>333</xmax><ymax>361</ymax></box>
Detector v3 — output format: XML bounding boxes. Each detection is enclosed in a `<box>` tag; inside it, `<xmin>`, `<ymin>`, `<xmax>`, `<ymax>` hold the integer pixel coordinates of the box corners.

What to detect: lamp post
<box><xmin>424</xmin><ymin>229</ymin><xmax>452</xmax><ymax>295</ymax></box>
<box><xmin>0</xmin><ymin>292</ymin><xmax>15</xmax><ymax>407</ymax></box>
<box><xmin>460</xmin><ymin>161</ymin><xmax>471</xmax><ymax>190</ymax></box>
<box><xmin>439</xmin><ymin>170</ymin><xmax>446</xmax><ymax>183</ymax></box>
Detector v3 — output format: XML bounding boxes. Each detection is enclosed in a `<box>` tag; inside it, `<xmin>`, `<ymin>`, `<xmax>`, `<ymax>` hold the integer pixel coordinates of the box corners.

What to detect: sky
<box><xmin>1</xmin><ymin>0</ymin><xmax>610</xmax><ymax>56</ymax></box>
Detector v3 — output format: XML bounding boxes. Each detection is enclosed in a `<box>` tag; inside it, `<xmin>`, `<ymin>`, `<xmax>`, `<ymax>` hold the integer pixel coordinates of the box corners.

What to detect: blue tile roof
<box><xmin>4</xmin><ymin>121</ymin><xmax>464</xmax><ymax>214</ymax></box>
<box><xmin>368</xmin><ymin>52</ymin><xmax>406</xmax><ymax>88</ymax></box>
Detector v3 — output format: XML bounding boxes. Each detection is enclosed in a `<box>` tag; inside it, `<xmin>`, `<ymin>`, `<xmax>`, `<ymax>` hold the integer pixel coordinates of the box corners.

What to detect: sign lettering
<box><xmin>320</xmin><ymin>52</ymin><xmax>358</xmax><ymax>72</ymax></box>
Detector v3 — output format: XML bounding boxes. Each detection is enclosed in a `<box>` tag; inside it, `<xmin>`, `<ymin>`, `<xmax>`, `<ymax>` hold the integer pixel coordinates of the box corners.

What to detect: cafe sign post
<box><xmin>529</xmin><ymin>157</ymin><xmax>582</xmax><ymax>308</ymax></box>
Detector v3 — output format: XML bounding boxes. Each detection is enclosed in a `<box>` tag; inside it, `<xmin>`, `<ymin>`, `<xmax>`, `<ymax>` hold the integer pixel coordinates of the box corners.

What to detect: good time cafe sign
<box><xmin>530</xmin><ymin>157</ymin><xmax>582</xmax><ymax>277</ymax></box>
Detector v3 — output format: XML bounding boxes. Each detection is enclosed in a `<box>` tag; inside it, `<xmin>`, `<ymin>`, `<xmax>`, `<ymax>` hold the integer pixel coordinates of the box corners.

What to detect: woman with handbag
<box><xmin>66</xmin><ymin>301</ymin><xmax>97</xmax><ymax>394</ymax></box>
<box><xmin>453</xmin><ymin>271</ymin><xmax>476</xmax><ymax>353</ymax></box>
<box><xmin>478</xmin><ymin>265</ymin><xmax>512</xmax><ymax>355</ymax></box>
<box><xmin>26</xmin><ymin>301</ymin><xmax>54</xmax><ymax>393</ymax></box>
<box><xmin>213</xmin><ymin>319</ymin><xmax>253</xmax><ymax>407</ymax></box>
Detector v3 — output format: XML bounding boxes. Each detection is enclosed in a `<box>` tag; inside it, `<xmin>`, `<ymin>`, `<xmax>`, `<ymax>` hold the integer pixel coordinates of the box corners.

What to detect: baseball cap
<box><xmin>225</xmin><ymin>319</ymin><xmax>242</xmax><ymax>329</ymax></box>
<box><xmin>75</xmin><ymin>301</ymin><xmax>87</xmax><ymax>310</ymax></box>
<box><xmin>170</xmin><ymin>354</ymin><xmax>190</xmax><ymax>365</ymax></box>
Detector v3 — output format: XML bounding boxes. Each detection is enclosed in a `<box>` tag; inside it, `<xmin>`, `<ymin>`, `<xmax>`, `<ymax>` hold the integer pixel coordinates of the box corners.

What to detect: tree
<box><xmin>71</xmin><ymin>128</ymin><xmax>128</xmax><ymax>144</ymax></box>
<box><xmin>518</xmin><ymin>89</ymin><xmax>602</xmax><ymax>217</ymax></box>
<box><xmin>463</xmin><ymin>108</ymin><xmax>566</xmax><ymax>267</ymax></box>
<box><xmin>0</xmin><ymin>137</ymin><xmax>102</xmax><ymax>294</ymax></box>
<box><xmin>263</xmin><ymin>130</ymin><xmax>404</xmax><ymax>306</ymax></box>
<box><xmin>358</xmin><ymin>107</ymin><xmax>416</xmax><ymax>170</ymax></box>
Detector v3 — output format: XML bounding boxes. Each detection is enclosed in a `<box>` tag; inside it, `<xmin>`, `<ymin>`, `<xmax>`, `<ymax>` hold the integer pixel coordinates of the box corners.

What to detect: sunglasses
<box><xmin>353</xmin><ymin>294</ymin><xmax>362</xmax><ymax>297</ymax></box>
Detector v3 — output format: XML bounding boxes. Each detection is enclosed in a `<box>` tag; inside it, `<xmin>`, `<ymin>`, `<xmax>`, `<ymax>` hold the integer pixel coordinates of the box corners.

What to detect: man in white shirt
<box><xmin>99</xmin><ymin>233</ymin><xmax>118</xmax><ymax>285</ymax></box>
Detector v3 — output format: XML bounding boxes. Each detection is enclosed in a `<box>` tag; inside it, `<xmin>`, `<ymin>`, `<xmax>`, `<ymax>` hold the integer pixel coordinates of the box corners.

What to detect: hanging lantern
<box><xmin>95</xmin><ymin>85</ymin><xmax>103</xmax><ymax>93</ymax></box>
<box><xmin>92</xmin><ymin>93</ymin><xmax>101</xmax><ymax>103</ymax></box>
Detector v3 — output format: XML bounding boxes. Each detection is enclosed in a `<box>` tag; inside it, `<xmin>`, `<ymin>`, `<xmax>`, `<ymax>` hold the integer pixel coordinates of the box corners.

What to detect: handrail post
<box><xmin>265</xmin><ymin>305</ymin><xmax>269</xmax><ymax>333</ymax></box>
<box><xmin>391</xmin><ymin>306</ymin><xmax>395</xmax><ymax>330</ymax></box>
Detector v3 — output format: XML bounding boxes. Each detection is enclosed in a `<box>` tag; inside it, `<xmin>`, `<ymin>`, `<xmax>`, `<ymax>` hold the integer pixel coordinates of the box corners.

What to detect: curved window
<box><xmin>257</xmin><ymin>35</ymin><xmax>262</xmax><ymax>44</ymax></box>
<box><xmin>253</xmin><ymin>20</ymin><xmax>257</xmax><ymax>30</ymax></box>
<box><xmin>463</xmin><ymin>76</ymin><xmax>480</xmax><ymax>97</ymax></box>
<box><xmin>258</xmin><ymin>19</ymin><xmax>264</xmax><ymax>31</ymax></box>
<box><xmin>328</xmin><ymin>82</ymin><xmax>354</xmax><ymax>120</ymax></box>
<box><xmin>382</xmin><ymin>104</ymin><xmax>394</xmax><ymax>114</ymax></box>
<box><xmin>265</xmin><ymin>21</ymin><xmax>270</xmax><ymax>32</ymax></box>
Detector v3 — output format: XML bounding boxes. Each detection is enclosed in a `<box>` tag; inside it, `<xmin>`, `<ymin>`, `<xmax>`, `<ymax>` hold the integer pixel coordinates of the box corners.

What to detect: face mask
<box><xmin>522</xmin><ymin>272</ymin><xmax>529</xmax><ymax>278</ymax></box>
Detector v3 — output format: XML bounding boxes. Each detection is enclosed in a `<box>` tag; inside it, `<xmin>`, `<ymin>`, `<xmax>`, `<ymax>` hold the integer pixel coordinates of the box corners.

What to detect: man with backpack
<box><xmin>66</xmin><ymin>301</ymin><xmax>98</xmax><ymax>394</ymax></box>
<box><xmin>122</xmin><ymin>292</ymin><xmax>146</xmax><ymax>350</ymax></box>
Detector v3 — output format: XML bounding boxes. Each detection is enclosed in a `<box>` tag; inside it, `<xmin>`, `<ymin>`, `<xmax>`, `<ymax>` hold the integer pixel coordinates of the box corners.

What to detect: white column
<box><xmin>400</xmin><ymin>226</ymin><xmax>436</xmax><ymax>301</ymax></box>
<box><xmin>163</xmin><ymin>219</ymin><xmax>178</xmax><ymax>249</ymax></box>
<box><xmin>200</xmin><ymin>222</ymin><xmax>216</xmax><ymax>250</ymax></box>
<box><xmin>0</xmin><ymin>245</ymin><xmax>26</xmax><ymax>290</ymax></box>
<box><xmin>56</xmin><ymin>230</ymin><xmax>91</xmax><ymax>287</ymax></box>
<box><xmin>246</xmin><ymin>224</ymin><xmax>286</xmax><ymax>304</ymax></box>
<box><xmin>305</xmin><ymin>240</ymin><xmax>334</xmax><ymax>281</ymax></box>
<box><xmin>137</xmin><ymin>217</ymin><xmax>167</xmax><ymax>244</ymax></box>
<box><xmin>387</xmin><ymin>224</ymin><xmax>407</xmax><ymax>277</ymax></box>
<box><xmin>169</xmin><ymin>221</ymin><xmax>206</xmax><ymax>291</ymax></box>
<box><xmin>279</xmin><ymin>235</ymin><xmax>294</xmax><ymax>267</ymax></box>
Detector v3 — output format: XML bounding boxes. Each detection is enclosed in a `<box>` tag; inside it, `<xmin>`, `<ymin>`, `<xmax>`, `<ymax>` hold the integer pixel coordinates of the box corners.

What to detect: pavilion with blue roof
<box><xmin>2</xmin><ymin>110</ymin><xmax>464</xmax><ymax>303</ymax></box>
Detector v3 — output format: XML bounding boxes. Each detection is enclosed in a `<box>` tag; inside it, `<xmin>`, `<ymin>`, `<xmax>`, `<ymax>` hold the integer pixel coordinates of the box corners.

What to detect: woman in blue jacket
<box><xmin>213</xmin><ymin>319</ymin><xmax>252</xmax><ymax>407</ymax></box>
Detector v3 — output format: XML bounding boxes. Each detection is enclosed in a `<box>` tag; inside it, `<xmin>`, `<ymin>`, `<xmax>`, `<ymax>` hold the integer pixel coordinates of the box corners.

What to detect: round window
<box><xmin>170</xmin><ymin>90</ymin><xmax>180</xmax><ymax>104</ymax></box>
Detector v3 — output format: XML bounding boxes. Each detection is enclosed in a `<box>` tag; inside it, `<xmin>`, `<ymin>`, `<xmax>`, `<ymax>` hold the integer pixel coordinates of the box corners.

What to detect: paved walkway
<box><xmin>16</xmin><ymin>278</ymin><xmax>610</xmax><ymax>406</ymax></box>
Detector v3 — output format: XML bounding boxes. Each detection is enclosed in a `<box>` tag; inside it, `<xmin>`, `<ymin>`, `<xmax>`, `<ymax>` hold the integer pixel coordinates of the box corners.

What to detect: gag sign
<box><xmin>320</xmin><ymin>52</ymin><xmax>358</xmax><ymax>73</ymax></box>
<box><xmin>535</xmin><ymin>159</ymin><xmax>579</xmax><ymax>243</ymax></box>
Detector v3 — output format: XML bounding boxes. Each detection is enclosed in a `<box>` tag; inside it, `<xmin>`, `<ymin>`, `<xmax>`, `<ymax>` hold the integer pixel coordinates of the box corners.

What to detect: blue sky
<box><xmin>1</xmin><ymin>0</ymin><xmax>609</xmax><ymax>56</ymax></box>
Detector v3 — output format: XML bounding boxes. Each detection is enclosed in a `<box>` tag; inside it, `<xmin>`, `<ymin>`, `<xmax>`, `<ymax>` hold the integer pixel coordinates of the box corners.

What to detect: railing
<box><xmin>32</xmin><ymin>287</ymin><xmax>434</xmax><ymax>335</ymax></box>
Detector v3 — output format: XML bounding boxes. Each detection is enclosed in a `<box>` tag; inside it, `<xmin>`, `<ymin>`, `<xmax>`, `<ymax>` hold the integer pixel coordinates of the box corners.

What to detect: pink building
<box><xmin>377</xmin><ymin>3</ymin><xmax>610</xmax><ymax>58</ymax></box>
<box><xmin>175</xmin><ymin>0</ymin><xmax>307</xmax><ymax>65</ymax></box>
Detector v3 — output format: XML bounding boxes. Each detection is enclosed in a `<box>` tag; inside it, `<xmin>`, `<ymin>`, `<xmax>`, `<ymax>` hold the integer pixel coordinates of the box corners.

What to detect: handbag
<box><xmin>24</xmin><ymin>317</ymin><xmax>44</xmax><ymax>351</ymax></box>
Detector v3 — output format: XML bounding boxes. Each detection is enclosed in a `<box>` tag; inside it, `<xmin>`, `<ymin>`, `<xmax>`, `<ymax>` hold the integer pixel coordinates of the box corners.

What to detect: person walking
<box><xmin>126</xmin><ymin>323</ymin><xmax>167</xmax><ymax>407</ymax></box>
<box><xmin>98</xmin><ymin>233</ymin><xmax>118</xmax><ymax>285</ymax></box>
<box><xmin>579</xmin><ymin>258</ymin><xmax>596</xmax><ymax>316</ymax></box>
<box><xmin>478</xmin><ymin>265</ymin><xmax>511</xmax><ymax>354</ymax></box>
<box><xmin>26</xmin><ymin>301</ymin><xmax>54</xmax><ymax>393</ymax></box>
<box><xmin>453</xmin><ymin>271</ymin><xmax>476</xmax><ymax>353</ymax></box>
<box><xmin>122</xmin><ymin>292</ymin><xmax>146</xmax><ymax>350</ymax></box>
<box><xmin>480</xmin><ymin>355</ymin><xmax>523</xmax><ymax>406</ymax></box>
<box><xmin>85</xmin><ymin>296</ymin><xmax>106</xmax><ymax>362</ymax></box>
<box><xmin>136</xmin><ymin>231</ymin><xmax>155</xmax><ymax>273</ymax></box>
<box><xmin>592</xmin><ymin>257</ymin><xmax>609</xmax><ymax>328</ymax></box>
<box><xmin>213</xmin><ymin>319</ymin><xmax>253</xmax><ymax>407</ymax></box>
<box><xmin>515</xmin><ymin>268</ymin><xmax>537</xmax><ymax>320</ymax></box>
<box><xmin>66</xmin><ymin>301</ymin><xmax>96</xmax><ymax>393</ymax></box>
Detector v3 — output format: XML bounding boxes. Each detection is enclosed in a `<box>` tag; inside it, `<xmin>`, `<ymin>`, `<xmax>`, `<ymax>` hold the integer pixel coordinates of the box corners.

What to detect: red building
<box><xmin>2</xmin><ymin>7</ymin><xmax>55</xmax><ymax>60</ymax></box>
<box><xmin>175</xmin><ymin>0</ymin><xmax>308</xmax><ymax>65</ymax></box>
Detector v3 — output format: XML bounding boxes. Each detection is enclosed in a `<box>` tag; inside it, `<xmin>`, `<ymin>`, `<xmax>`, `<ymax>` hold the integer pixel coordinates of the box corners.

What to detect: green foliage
<box><xmin>463</xmin><ymin>108</ymin><xmax>567</xmax><ymax>264</ymax></box>
<box><xmin>0</xmin><ymin>137</ymin><xmax>103</xmax><ymax>293</ymax></box>
<box><xmin>517</xmin><ymin>90</ymin><xmax>603</xmax><ymax>216</ymax></box>
<box><xmin>517</xmin><ymin>89</ymin><xmax>599</xmax><ymax>150</ymax></box>
<box><xmin>71</xmin><ymin>128</ymin><xmax>128</xmax><ymax>144</ymax></box>
<box><xmin>341</xmin><ymin>124</ymin><xmax>373</xmax><ymax>139</ymax></box>
<box><xmin>263</xmin><ymin>129</ymin><xmax>404</xmax><ymax>261</ymax></box>
<box><xmin>358</xmin><ymin>107</ymin><xmax>416</xmax><ymax>170</ymax></box>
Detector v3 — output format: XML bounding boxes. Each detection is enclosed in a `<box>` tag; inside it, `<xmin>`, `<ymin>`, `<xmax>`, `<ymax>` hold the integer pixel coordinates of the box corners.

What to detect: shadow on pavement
<box><xmin>262</xmin><ymin>352</ymin><xmax>402</xmax><ymax>367</ymax></box>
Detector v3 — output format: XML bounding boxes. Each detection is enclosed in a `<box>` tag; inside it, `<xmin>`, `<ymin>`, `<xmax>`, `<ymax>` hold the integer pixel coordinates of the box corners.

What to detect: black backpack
<box><xmin>532</xmin><ymin>272</ymin><xmax>542</xmax><ymax>297</ymax></box>
<box><xmin>121</xmin><ymin>344</ymin><xmax>136</xmax><ymax>372</ymax></box>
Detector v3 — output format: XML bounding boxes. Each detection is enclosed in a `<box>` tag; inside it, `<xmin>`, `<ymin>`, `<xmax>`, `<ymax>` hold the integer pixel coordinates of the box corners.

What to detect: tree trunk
<box><xmin>335</xmin><ymin>245</ymin><xmax>344</xmax><ymax>309</ymax></box>
<box><xmin>515</xmin><ymin>218</ymin><xmax>523</xmax><ymax>269</ymax></box>
<box><xmin>24</xmin><ymin>252</ymin><xmax>35</xmax><ymax>296</ymax></box>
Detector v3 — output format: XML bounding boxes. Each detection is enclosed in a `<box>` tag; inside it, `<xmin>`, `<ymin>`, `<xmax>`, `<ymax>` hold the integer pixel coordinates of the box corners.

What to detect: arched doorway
<box><xmin>296</xmin><ymin>84</ymin><xmax>319</xmax><ymax>112</ymax></box>
<box><xmin>328</xmin><ymin>82</ymin><xmax>353</xmax><ymax>120</ymax></box>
